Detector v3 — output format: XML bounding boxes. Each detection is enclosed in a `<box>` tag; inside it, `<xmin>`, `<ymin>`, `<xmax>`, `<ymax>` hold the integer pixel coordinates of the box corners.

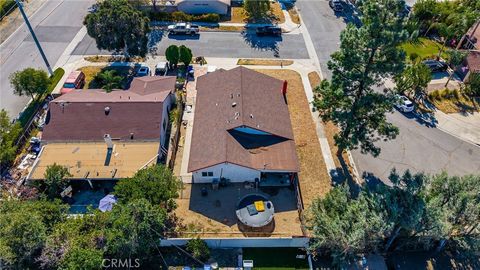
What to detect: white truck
<box><xmin>167</xmin><ymin>23</ymin><xmax>199</xmax><ymax>35</ymax></box>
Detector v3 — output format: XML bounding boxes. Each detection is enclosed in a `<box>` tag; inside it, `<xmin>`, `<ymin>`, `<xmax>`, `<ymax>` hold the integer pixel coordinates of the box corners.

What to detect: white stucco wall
<box><xmin>177</xmin><ymin>1</ymin><xmax>229</xmax><ymax>15</ymax></box>
<box><xmin>192</xmin><ymin>163</ymin><xmax>261</xmax><ymax>183</ymax></box>
<box><xmin>160</xmin><ymin>93</ymin><xmax>173</xmax><ymax>149</ymax></box>
<box><xmin>160</xmin><ymin>237</ymin><xmax>310</xmax><ymax>248</ymax></box>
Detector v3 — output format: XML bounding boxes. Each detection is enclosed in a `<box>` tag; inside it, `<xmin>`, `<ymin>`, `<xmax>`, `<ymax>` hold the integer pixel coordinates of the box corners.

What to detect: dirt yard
<box><xmin>256</xmin><ymin>69</ymin><xmax>331</xmax><ymax>208</ymax></box>
<box><xmin>237</xmin><ymin>59</ymin><xmax>294</xmax><ymax>66</ymax></box>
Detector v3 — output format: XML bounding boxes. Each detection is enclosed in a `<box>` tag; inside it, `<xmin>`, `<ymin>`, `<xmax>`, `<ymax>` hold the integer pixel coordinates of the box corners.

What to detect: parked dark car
<box><xmin>256</xmin><ymin>26</ymin><xmax>282</xmax><ymax>36</ymax></box>
<box><xmin>422</xmin><ymin>60</ymin><xmax>447</xmax><ymax>72</ymax></box>
<box><xmin>329</xmin><ymin>0</ymin><xmax>344</xmax><ymax>12</ymax></box>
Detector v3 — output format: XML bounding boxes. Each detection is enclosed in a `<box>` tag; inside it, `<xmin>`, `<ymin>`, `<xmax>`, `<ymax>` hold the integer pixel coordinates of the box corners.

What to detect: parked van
<box><xmin>61</xmin><ymin>71</ymin><xmax>85</xmax><ymax>94</ymax></box>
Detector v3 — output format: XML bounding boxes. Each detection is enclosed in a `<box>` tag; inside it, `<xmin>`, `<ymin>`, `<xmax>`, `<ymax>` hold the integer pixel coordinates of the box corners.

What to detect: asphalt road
<box><xmin>72</xmin><ymin>30</ymin><xmax>310</xmax><ymax>60</ymax></box>
<box><xmin>297</xmin><ymin>0</ymin><xmax>480</xmax><ymax>181</ymax></box>
<box><xmin>0</xmin><ymin>0</ymin><xmax>95</xmax><ymax>117</ymax></box>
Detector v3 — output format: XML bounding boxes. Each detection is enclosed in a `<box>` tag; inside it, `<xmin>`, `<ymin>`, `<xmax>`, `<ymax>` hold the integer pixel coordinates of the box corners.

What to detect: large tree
<box><xmin>165</xmin><ymin>45</ymin><xmax>180</xmax><ymax>68</ymax></box>
<box><xmin>307</xmin><ymin>185</ymin><xmax>388</xmax><ymax>266</ymax></box>
<box><xmin>179</xmin><ymin>45</ymin><xmax>193</xmax><ymax>67</ymax></box>
<box><xmin>244</xmin><ymin>0</ymin><xmax>270</xmax><ymax>20</ymax></box>
<box><xmin>84</xmin><ymin>0</ymin><xmax>150</xmax><ymax>57</ymax></box>
<box><xmin>9</xmin><ymin>68</ymin><xmax>50</xmax><ymax>100</ymax></box>
<box><xmin>43</xmin><ymin>163</ymin><xmax>72</xmax><ymax>200</ymax></box>
<box><xmin>114</xmin><ymin>165</ymin><xmax>181</xmax><ymax>210</ymax></box>
<box><xmin>0</xmin><ymin>199</ymin><xmax>67</xmax><ymax>268</ymax></box>
<box><xmin>105</xmin><ymin>199</ymin><xmax>167</xmax><ymax>260</ymax></box>
<box><xmin>423</xmin><ymin>173</ymin><xmax>480</xmax><ymax>253</ymax></box>
<box><xmin>313</xmin><ymin>0</ymin><xmax>408</xmax><ymax>157</ymax></box>
<box><xmin>0</xmin><ymin>109</ymin><xmax>21</xmax><ymax>171</ymax></box>
<box><xmin>374</xmin><ymin>170</ymin><xmax>428</xmax><ymax>251</ymax></box>
<box><xmin>394</xmin><ymin>61</ymin><xmax>432</xmax><ymax>102</ymax></box>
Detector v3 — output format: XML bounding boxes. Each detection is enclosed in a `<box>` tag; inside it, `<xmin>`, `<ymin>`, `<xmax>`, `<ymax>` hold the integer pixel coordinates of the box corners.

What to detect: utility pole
<box><xmin>15</xmin><ymin>0</ymin><xmax>53</xmax><ymax>76</ymax></box>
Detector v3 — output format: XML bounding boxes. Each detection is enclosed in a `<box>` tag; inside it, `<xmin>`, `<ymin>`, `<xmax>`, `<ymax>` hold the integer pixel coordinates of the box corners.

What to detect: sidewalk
<box><xmin>435</xmin><ymin>111</ymin><xmax>480</xmax><ymax>145</ymax></box>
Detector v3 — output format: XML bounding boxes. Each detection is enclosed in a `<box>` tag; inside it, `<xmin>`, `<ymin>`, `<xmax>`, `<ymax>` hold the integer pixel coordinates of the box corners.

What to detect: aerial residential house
<box><xmin>457</xmin><ymin>20</ymin><xmax>480</xmax><ymax>82</ymax></box>
<box><xmin>176</xmin><ymin>0</ymin><xmax>230</xmax><ymax>15</ymax></box>
<box><xmin>188</xmin><ymin>67</ymin><xmax>299</xmax><ymax>185</ymax></box>
<box><xmin>28</xmin><ymin>76</ymin><xmax>176</xmax><ymax>182</ymax></box>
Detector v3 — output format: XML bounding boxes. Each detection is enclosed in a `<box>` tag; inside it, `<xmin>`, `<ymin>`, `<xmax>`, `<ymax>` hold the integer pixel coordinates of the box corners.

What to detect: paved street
<box><xmin>297</xmin><ymin>0</ymin><xmax>480</xmax><ymax>181</ymax></box>
<box><xmin>0</xmin><ymin>0</ymin><xmax>95</xmax><ymax>117</ymax></box>
<box><xmin>72</xmin><ymin>31</ymin><xmax>310</xmax><ymax>59</ymax></box>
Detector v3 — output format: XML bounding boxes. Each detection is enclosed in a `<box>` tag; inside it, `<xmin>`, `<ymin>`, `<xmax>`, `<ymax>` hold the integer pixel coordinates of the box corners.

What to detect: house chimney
<box><xmin>282</xmin><ymin>80</ymin><xmax>288</xmax><ymax>104</ymax></box>
<box><xmin>104</xmin><ymin>134</ymin><xmax>113</xmax><ymax>149</ymax></box>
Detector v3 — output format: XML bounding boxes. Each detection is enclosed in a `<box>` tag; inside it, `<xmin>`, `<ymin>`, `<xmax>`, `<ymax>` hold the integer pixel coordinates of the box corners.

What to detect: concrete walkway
<box><xmin>435</xmin><ymin>111</ymin><xmax>480</xmax><ymax>145</ymax></box>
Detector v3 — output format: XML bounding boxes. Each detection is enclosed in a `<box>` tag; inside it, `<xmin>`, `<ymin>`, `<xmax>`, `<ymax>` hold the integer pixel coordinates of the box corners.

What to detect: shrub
<box><xmin>171</xmin><ymin>11</ymin><xmax>193</xmax><ymax>22</ymax></box>
<box><xmin>195</xmin><ymin>13</ymin><xmax>220</xmax><ymax>22</ymax></box>
<box><xmin>0</xmin><ymin>0</ymin><xmax>15</xmax><ymax>19</ymax></box>
<box><xmin>186</xmin><ymin>238</ymin><xmax>210</xmax><ymax>261</ymax></box>
<box><xmin>428</xmin><ymin>90</ymin><xmax>441</xmax><ymax>101</ymax></box>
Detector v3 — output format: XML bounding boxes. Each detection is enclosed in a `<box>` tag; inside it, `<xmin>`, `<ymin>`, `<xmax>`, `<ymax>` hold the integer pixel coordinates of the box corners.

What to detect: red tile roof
<box><xmin>42</xmin><ymin>76</ymin><xmax>175</xmax><ymax>142</ymax></box>
<box><xmin>188</xmin><ymin>67</ymin><xmax>299</xmax><ymax>172</ymax></box>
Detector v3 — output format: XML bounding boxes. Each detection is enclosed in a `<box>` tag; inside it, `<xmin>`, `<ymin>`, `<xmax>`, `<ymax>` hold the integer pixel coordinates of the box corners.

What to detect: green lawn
<box><xmin>242</xmin><ymin>248</ymin><xmax>309</xmax><ymax>270</ymax></box>
<box><xmin>400</xmin><ymin>37</ymin><xmax>448</xmax><ymax>61</ymax></box>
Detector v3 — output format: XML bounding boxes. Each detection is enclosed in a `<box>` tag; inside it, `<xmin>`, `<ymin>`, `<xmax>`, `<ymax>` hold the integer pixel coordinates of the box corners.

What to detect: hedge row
<box><xmin>0</xmin><ymin>0</ymin><xmax>16</xmax><ymax>19</ymax></box>
<box><xmin>148</xmin><ymin>11</ymin><xmax>220</xmax><ymax>23</ymax></box>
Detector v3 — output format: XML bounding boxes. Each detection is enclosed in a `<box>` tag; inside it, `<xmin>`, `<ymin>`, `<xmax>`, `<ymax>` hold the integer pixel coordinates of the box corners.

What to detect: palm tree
<box><xmin>97</xmin><ymin>70</ymin><xmax>123</xmax><ymax>92</ymax></box>
<box><xmin>445</xmin><ymin>50</ymin><xmax>467</xmax><ymax>87</ymax></box>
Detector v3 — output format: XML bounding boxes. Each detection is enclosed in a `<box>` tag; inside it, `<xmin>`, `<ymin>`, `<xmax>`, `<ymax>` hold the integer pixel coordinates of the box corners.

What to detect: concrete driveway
<box><xmin>0</xmin><ymin>0</ymin><xmax>95</xmax><ymax>117</ymax></box>
<box><xmin>296</xmin><ymin>0</ymin><xmax>480</xmax><ymax>181</ymax></box>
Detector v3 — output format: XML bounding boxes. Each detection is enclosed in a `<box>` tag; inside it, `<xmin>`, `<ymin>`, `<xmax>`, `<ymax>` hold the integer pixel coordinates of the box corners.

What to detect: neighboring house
<box><xmin>188</xmin><ymin>67</ymin><xmax>299</xmax><ymax>185</ymax></box>
<box><xmin>458</xmin><ymin>19</ymin><xmax>480</xmax><ymax>50</ymax></box>
<box><xmin>461</xmin><ymin>50</ymin><xmax>480</xmax><ymax>82</ymax></box>
<box><xmin>176</xmin><ymin>0</ymin><xmax>230</xmax><ymax>15</ymax></box>
<box><xmin>457</xmin><ymin>20</ymin><xmax>480</xmax><ymax>82</ymax></box>
<box><xmin>28</xmin><ymin>76</ymin><xmax>176</xmax><ymax>182</ymax></box>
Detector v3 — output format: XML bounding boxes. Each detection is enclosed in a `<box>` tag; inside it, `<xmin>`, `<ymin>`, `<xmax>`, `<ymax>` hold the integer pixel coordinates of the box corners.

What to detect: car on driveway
<box><xmin>136</xmin><ymin>64</ymin><xmax>150</xmax><ymax>77</ymax></box>
<box><xmin>329</xmin><ymin>0</ymin><xmax>344</xmax><ymax>12</ymax></box>
<box><xmin>395</xmin><ymin>95</ymin><xmax>414</xmax><ymax>113</ymax></box>
<box><xmin>256</xmin><ymin>26</ymin><xmax>282</xmax><ymax>36</ymax></box>
<box><xmin>422</xmin><ymin>60</ymin><xmax>447</xmax><ymax>72</ymax></box>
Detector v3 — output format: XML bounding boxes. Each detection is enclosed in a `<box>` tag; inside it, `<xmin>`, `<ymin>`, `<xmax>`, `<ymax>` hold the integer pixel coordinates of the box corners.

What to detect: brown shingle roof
<box><xmin>466</xmin><ymin>51</ymin><xmax>480</xmax><ymax>72</ymax></box>
<box><xmin>188</xmin><ymin>67</ymin><xmax>299</xmax><ymax>172</ymax></box>
<box><xmin>42</xmin><ymin>76</ymin><xmax>175</xmax><ymax>142</ymax></box>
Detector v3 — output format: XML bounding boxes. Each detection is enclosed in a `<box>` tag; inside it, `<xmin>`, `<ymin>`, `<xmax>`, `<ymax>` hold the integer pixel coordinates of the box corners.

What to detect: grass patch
<box><xmin>223</xmin><ymin>4</ymin><xmax>285</xmax><ymax>24</ymax></box>
<box><xmin>77</xmin><ymin>65</ymin><xmax>134</xmax><ymax>90</ymax></box>
<box><xmin>199</xmin><ymin>25</ymin><xmax>244</xmax><ymax>32</ymax></box>
<box><xmin>287</xmin><ymin>7</ymin><xmax>301</xmax><ymax>24</ymax></box>
<box><xmin>400</xmin><ymin>37</ymin><xmax>448</xmax><ymax>61</ymax></box>
<box><xmin>242</xmin><ymin>248</ymin><xmax>309</xmax><ymax>269</ymax></box>
<box><xmin>18</xmin><ymin>68</ymin><xmax>65</xmax><ymax>127</ymax></box>
<box><xmin>428</xmin><ymin>89</ymin><xmax>479</xmax><ymax>114</ymax></box>
<box><xmin>308</xmin><ymin>71</ymin><xmax>321</xmax><ymax>89</ymax></box>
<box><xmin>256</xmin><ymin>69</ymin><xmax>331</xmax><ymax>208</ymax></box>
<box><xmin>220</xmin><ymin>6</ymin><xmax>248</xmax><ymax>23</ymax></box>
<box><xmin>237</xmin><ymin>59</ymin><xmax>293</xmax><ymax>66</ymax></box>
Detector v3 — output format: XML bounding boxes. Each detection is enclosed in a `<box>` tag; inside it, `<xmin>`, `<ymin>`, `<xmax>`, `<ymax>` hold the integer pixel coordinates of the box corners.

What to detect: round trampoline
<box><xmin>236</xmin><ymin>194</ymin><xmax>274</xmax><ymax>228</ymax></box>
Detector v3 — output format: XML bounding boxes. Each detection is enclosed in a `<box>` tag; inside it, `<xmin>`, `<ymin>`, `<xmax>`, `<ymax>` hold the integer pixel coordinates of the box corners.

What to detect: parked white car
<box><xmin>167</xmin><ymin>23</ymin><xmax>199</xmax><ymax>35</ymax></box>
<box><xmin>395</xmin><ymin>95</ymin><xmax>414</xmax><ymax>113</ymax></box>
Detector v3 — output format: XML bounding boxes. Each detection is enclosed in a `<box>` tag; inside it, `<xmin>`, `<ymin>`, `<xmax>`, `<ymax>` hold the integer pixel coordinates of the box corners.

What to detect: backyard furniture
<box><xmin>236</xmin><ymin>194</ymin><xmax>274</xmax><ymax>228</ymax></box>
<box><xmin>98</xmin><ymin>194</ymin><xmax>117</xmax><ymax>212</ymax></box>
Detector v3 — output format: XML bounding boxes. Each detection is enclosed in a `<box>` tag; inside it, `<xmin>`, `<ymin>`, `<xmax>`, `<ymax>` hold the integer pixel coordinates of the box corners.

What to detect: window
<box><xmin>201</xmin><ymin>172</ymin><xmax>213</xmax><ymax>177</ymax></box>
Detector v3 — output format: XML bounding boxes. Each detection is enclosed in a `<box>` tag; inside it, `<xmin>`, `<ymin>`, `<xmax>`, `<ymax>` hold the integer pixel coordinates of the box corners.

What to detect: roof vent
<box><xmin>234</xmin><ymin>112</ymin><xmax>240</xmax><ymax>119</ymax></box>
<box><xmin>232</xmin><ymin>102</ymin><xmax>237</xmax><ymax>107</ymax></box>
<box><xmin>104</xmin><ymin>106</ymin><xmax>110</xmax><ymax>115</ymax></box>
<box><xmin>237</xmin><ymin>93</ymin><xmax>240</xmax><ymax>97</ymax></box>
<box><xmin>230</xmin><ymin>93</ymin><xmax>234</xmax><ymax>99</ymax></box>
<box><xmin>250</xmin><ymin>114</ymin><xmax>254</xmax><ymax>119</ymax></box>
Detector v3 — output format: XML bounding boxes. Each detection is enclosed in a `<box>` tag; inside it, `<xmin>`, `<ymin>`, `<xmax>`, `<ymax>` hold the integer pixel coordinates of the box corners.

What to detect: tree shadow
<box><xmin>241</xmin><ymin>30</ymin><xmax>282</xmax><ymax>58</ymax></box>
<box><xmin>399</xmin><ymin>109</ymin><xmax>438</xmax><ymax>128</ymax></box>
<box><xmin>334</xmin><ymin>3</ymin><xmax>362</xmax><ymax>27</ymax></box>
